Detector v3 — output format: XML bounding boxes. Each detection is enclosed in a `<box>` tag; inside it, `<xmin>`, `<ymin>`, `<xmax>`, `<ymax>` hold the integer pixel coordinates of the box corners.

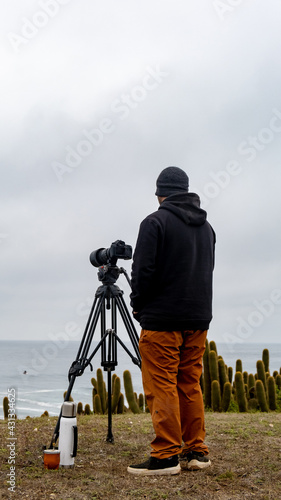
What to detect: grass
<box><xmin>1</xmin><ymin>412</ymin><xmax>281</xmax><ymax>499</ymax></box>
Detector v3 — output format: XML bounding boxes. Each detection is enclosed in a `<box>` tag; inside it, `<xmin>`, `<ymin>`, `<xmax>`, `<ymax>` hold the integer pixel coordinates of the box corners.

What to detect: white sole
<box><xmin>187</xmin><ymin>459</ymin><xmax>211</xmax><ymax>471</ymax></box>
<box><xmin>127</xmin><ymin>464</ymin><xmax>181</xmax><ymax>475</ymax></box>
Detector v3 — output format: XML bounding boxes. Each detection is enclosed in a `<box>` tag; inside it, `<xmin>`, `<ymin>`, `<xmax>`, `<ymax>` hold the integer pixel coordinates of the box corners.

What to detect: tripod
<box><xmin>50</xmin><ymin>264</ymin><xmax>141</xmax><ymax>447</ymax></box>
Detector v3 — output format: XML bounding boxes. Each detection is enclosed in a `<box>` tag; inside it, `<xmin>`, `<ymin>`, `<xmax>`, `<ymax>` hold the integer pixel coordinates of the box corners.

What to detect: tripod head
<box><xmin>97</xmin><ymin>264</ymin><xmax>132</xmax><ymax>288</ymax></box>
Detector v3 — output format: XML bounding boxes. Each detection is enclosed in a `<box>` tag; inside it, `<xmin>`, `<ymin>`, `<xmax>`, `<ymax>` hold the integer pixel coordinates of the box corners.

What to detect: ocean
<box><xmin>1</xmin><ymin>340</ymin><xmax>281</xmax><ymax>419</ymax></box>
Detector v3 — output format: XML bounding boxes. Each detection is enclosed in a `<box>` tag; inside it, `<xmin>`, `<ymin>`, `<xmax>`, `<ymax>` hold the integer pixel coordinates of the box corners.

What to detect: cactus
<box><xmin>111</xmin><ymin>376</ymin><xmax>121</xmax><ymax>414</ymax></box>
<box><xmin>3</xmin><ymin>397</ymin><xmax>9</xmax><ymax>419</ymax></box>
<box><xmin>77</xmin><ymin>402</ymin><xmax>83</xmax><ymax>415</ymax></box>
<box><xmin>123</xmin><ymin>370</ymin><xmax>140</xmax><ymax>414</ymax></box>
<box><xmin>209</xmin><ymin>340</ymin><xmax>217</xmax><ymax>354</ymax></box>
<box><xmin>243</xmin><ymin>371</ymin><xmax>249</xmax><ymax>386</ymax></box>
<box><xmin>235</xmin><ymin>359</ymin><xmax>242</xmax><ymax>373</ymax></box>
<box><xmin>138</xmin><ymin>393</ymin><xmax>144</xmax><ymax>412</ymax></box>
<box><xmin>203</xmin><ymin>339</ymin><xmax>212</xmax><ymax>408</ymax></box>
<box><xmin>248</xmin><ymin>398</ymin><xmax>258</xmax><ymax>410</ymax></box>
<box><xmin>218</xmin><ymin>358</ymin><xmax>228</xmax><ymax>395</ymax></box>
<box><xmin>209</xmin><ymin>350</ymin><xmax>219</xmax><ymax>382</ymax></box>
<box><xmin>256</xmin><ymin>360</ymin><xmax>267</xmax><ymax>391</ymax></box>
<box><xmin>117</xmin><ymin>393</ymin><xmax>125</xmax><ymax>414</ymax></box>
<box><xmin>235</xmin><ymin>372</ymin><xmax>247</xmax><ymax>412</ymax></box>
<box><xmin>221</xmin><ymin>382</ymin><xmax>232</xmax><ymax>412</ymax></box>
<box><xmin>255</xmin><ymin>380</ymin><xmax>268</xmax><ymax>412</ymax></box>
<box><xmin>91</xmin><ymin>377</ymin><xmax>97</xmax><ymax>390</ymax></box>
<box><xmin>84</xmin><ymin>404</ymin><xmax>91</xmax><ymax>415</ymax></box>
<box><xmin>273</xmin><ymin>370</ymin><xmax>278</xmax><ymax>378</ymax></box>
<box><xmin>262</xmin><ymin>348</ymin><xmax>269</xmax><ymax>373</ymax></box>
<box><xmin>93</xmin><ymin>394</ymin><xmax>102</xmax><ymax>414</ymax></box>
<box><xmin>211</xmin><ymin>380</ymin><xmax>221</xmax><ymax>412</ymax></box>
<box><xmin>267</xmin><ymin>376</ymin><xmax>277</xmax><ymax>411</ymax></box>
<box><xmin>97</xmin><ymin>368</ymin><xmax>106</xmax><ymax>413</ymax></box>
<box><xmin>63</xmin><ymin>391</ymin><xmax>73</xmax><ymax>402</ymax></box>
<box><xmin>276</xmin><ymin>374</ymin><xmax>281</xmax><ymax>390</ymax></box>
<box><xmin>248</xmin><ymin>373</ymin><xmax>255</xmax><ymax>390</ymax></box>
<box><xmin>228</xmin><ymin>366</ymin><xmax>233</xmax><ymax>385</ymax></box>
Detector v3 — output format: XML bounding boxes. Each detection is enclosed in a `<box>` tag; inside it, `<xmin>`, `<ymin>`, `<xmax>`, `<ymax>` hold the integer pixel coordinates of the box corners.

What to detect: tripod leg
<box><xmin>106</xmin><ymin>369</ymin><xmax>114</xmax><ymax>443</ymax></box>
<box><xmin>50</xmin><ymin>291</ymin><xmax>106</xmax><ymax>447</ymax></box>
<box><xmin>115</xmin><ymin>294</ymin><xmax>141</xmax><ymax>366</ymax></box>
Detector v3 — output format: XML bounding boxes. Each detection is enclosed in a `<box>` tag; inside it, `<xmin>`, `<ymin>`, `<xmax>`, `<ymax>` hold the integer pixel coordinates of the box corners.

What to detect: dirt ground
<box><xmin>1</xmin><ymin>412</ymin><xmax>281</xmax><ymax>500</ymax></box>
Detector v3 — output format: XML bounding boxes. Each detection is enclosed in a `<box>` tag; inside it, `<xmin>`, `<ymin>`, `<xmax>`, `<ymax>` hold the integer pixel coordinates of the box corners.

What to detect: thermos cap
<box><xmin>62</xmin><ymin>402</ymin><xmax>77</xmax><ymax>418</ymax></box>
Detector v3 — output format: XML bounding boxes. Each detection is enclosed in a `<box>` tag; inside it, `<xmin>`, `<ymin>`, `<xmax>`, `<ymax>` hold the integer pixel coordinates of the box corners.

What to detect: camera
<box><xmin>89</xmin><ymin>240</ymin><xmax>132</xmax><ymax>267</ymax></box>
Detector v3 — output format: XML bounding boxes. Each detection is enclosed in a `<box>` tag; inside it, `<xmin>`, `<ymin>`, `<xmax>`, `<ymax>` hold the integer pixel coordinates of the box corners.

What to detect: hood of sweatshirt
<box><xmin>159</xmin><ymin>192</ymin><xmax>207</xmax><ymax>226</ymax></box>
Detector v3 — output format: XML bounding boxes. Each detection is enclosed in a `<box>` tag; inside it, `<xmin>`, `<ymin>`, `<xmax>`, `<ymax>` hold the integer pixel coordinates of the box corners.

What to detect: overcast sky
<box><xmin>1</xmin><ymin>1</ymin><xmax>281</xmax><ymax>353</ymax></box>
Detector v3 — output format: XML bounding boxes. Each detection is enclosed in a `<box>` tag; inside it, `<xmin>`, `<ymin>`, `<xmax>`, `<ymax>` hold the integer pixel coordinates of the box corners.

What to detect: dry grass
<box><xmin>1</xmin><ymin>412</ymin><xmax>281</xmax><ymax>499</ymax></box>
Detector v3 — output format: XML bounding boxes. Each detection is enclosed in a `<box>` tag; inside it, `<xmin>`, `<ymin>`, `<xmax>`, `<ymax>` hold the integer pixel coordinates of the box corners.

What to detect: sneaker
<box><xmin>180</xmin><ymin>451</ymin><xmax>211</xmax><ymax>471</ymax></box>
<box><xmin>127</xmin><ymin>455</ymin><xmax>181</xmax><ymax>476</ymax></box>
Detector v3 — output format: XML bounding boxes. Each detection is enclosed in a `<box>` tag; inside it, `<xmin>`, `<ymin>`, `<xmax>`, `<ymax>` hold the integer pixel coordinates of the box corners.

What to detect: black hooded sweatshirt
<box><xmin>130</xmin><ymin>192</ymin><xmax>216</xmax><ymax>331</ymax></box>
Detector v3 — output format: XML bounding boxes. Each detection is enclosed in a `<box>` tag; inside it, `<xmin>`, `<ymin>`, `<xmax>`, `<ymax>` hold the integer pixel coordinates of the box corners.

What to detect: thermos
<box><xmin>58</xmin><ymin>402</ymin><xmax>78</xmax><ymax>468</ymax></box>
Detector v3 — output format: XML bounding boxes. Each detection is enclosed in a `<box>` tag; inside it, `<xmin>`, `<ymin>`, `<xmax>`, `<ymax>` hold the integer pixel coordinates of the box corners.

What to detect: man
<box><xmin>127</xmin><ymin>166</ymin><xmax>215</xmax><ymax>476</ymax></box>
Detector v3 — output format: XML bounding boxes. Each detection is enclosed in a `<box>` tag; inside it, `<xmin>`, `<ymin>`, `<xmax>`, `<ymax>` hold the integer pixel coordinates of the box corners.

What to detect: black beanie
<box><xmin>155</xmin><ymin>166</ymin><xmax>189</xmax><ymax>197</ymax></box>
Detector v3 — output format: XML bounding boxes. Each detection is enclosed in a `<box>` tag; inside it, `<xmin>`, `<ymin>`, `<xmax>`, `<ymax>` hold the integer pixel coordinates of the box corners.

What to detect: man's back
<box><xmin>130</xmin><ymin>191</ymin><xmax>215</xmax><ymax>331</ymax></box>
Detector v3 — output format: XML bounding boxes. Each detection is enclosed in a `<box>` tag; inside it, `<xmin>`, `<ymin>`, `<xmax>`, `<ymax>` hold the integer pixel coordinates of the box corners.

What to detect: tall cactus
<box><xmin>228</xmin><ymin>366</ymin><xmax>233</xmax><ymax>385</ymax></box>
<box><xmin>123</xmin><ymin>370</ymin><xmax>140</xmax><ymax>414</ymax></box>
<box><xmin>3</xmin><ymin>397</ymin><xmax>8</xmax><ymax>419</ymax></box>
<box><xmin>276</xmin><ymin>374</ymin><xmax>281</xmax><ymax>390</ymax></box>
<box><xmin>209</xmin><ymin>350</ymin><xmax>219</xmax><ymax>382</ymax></box>
<box><xmin>117</xmin><ymin>393</ymin><xmax>124</xmax><ymax>414</ymax></box>
<box><xmin>256</xmin><ymin>360</ymin><xmax>267</xmax><ymax>392</ymax></box>
<box><xmin>267</xmin><ymin>376</ymin><xmax>277</xmax><ymax>411</ymax></box>
<box><xmin>262</xmin><ymin>348</ymin><xmax>269</xmax><ymax>374</ymax></box>
<box><xmin>77</xmin><ymin>402</ymin><xmax>83</xmax><ymax>414</ymax></box>
<box><xmin>235</xmin><ymin>372</ymin><xmax>247</xmax><ymax>412</ymax></box>
<box><xmin>248</xmin><ymin>373</ymin><xmax>255</xmax><ymax>390</ymax></box>
<box><xmin>97</xmin><ymin>368</ymin><xmax>106</xmax><ymax>413</ymax></box>
<box><xmin>221</xmin><ymin>382</ymin><xmax>232</xmax><ymax>412</ymax></box>
<box><xmin>209</xmin><ymin>340</ymin><xmax>217</xmax><ymax>354</ymax></box>
<box><xmin>138</xmin><ymin>393</ymin><xmax>144</xmax><ymax>412</ymax></box>
<box><xmin>211</xmin><ymin>380</ymin><xmax>221</xmax><ymax>412</ymax></box>
<box><xmin>111</xmin><ymin>376</ymin><xmax>121</xmax><ymax>414</ymax></box>
<box><xmin>93</xmin><ymin>394</ymin><xmax>102</xmax><ymax>414</ymax></box>
<box><xmin>218</xmin><ymin>358</ymin><xmax>228</xmax><ymax>395</ymax></box>
<box><xmin>255</xmin><ymin>380</ymin><xmax>268</xmax><ymax>412</ymax></box>
<box><xmin>203</xmin><ymin>339</ymin><xmax>211</xmax><ymax>408</ymax></box>
<box><xmin>236</xmin><ymin>359</ymin><xmax>243</xmax><ymax>373</ymax></box>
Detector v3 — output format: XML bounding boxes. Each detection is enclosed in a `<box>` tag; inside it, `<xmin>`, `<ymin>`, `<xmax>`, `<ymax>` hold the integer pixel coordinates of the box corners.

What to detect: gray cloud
<box><xmin>1</xmin><ymin>0</ymin><xmax>281</xmax><ymax>345</ymax></box>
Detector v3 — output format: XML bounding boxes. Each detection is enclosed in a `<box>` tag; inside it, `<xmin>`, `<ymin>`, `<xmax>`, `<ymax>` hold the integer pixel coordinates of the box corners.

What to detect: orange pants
<box><xmin>139</xmin><ymin>329</ymin><xmax>208</xmax><ymax>459</ymax></box>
